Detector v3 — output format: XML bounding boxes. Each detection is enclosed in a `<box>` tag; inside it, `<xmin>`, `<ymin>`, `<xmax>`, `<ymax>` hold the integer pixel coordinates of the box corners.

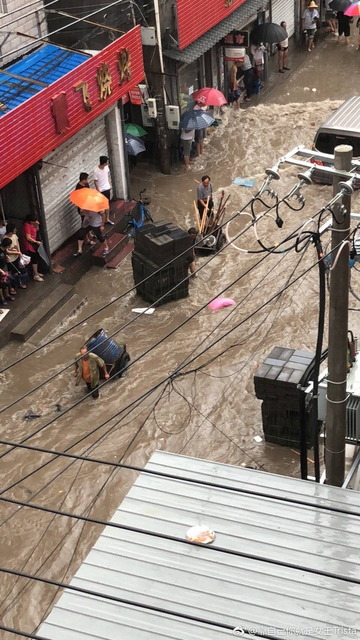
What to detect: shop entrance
<box><xmin>0</xmin><ymin>167</ymin><xmax>40</xmax><ymax>228</ymax></box>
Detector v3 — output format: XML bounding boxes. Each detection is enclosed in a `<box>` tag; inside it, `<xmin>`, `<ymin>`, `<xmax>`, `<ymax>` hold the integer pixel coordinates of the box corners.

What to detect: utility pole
<box><xmin>149</xmin><ymin>0</ymin><xmax>171</xmax><ymax>174</ymax></box>
<box><xmin>325</xmin><ymin>145</ymin><xmax>352</xmax><ymax>486</ymax></box>
<box><xmin>149</xmin><ymin>45</ymin><xmax>171</xmax><ymax>174</ymax></box>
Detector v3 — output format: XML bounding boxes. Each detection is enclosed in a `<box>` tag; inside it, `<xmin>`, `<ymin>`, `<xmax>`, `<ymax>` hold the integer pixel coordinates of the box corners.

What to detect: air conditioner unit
<box><xmin>147</xmin><ymin>98</ymin><xmax>157</xmax><ymax>118</ymax></box>
<box><xmin>165</xmin><ymin>105</ymin><xmax>180</xmax><ymax>130</ymax></box>
<box><xmin>141</xmin><ymin>104</ymin><xmax>154</xmax><ymax>127</ymax></box>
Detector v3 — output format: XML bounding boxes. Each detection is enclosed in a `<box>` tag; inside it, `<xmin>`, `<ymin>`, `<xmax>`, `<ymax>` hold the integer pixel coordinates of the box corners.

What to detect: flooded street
<box><xmin>1</xmin><ymin>36</ymin><xmax>360</xmax><ymax>636</ymax></box>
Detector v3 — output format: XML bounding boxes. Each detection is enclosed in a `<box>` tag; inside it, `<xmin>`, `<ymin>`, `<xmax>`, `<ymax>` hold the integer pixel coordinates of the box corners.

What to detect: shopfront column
<box><xmin>105</xmin><ymin>106</ymin><xmax>129</xmax><ymax>201</ymax></box>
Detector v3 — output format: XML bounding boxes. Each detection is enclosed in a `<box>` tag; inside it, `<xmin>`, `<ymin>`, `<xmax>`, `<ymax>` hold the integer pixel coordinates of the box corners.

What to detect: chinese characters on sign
<box><xmin>118</xmin><ymin>49</ymin><xmax>131</xmax><ymax>85</ymax></box>
<box><xmin>222</xmin><ymin>30</ymin><xmax>249</xmax><ymax>47</ymax></box>
<box><xmin>224</xmin><ymin>0</ymin><xmax>234</xmax><ymax>7</ymax></box>
<box><xmin>74</xmin><ymin>81</ymin><xmax>92</xmax><ymax>112</ymax></box>
<box><xmin>73</xmin><ymin>48</ymin><xmax>132</xmax><ymax>113</ymax></box>
<box><xmin>97</xmin><ymin>63</ymin><xmax>112</xmax><ymax>101</ymax></box>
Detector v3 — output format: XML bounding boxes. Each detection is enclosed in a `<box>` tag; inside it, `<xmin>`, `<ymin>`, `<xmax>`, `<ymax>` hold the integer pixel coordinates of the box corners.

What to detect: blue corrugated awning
<box><xmin>0</xmin><ymin>44</ymin><xmax>89</xmax><ymax>115</ymax></box>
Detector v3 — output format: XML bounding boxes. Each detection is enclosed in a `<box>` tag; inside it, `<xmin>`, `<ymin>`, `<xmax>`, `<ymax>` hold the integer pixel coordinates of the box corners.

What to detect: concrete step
<box><xmin>11</xmin><ymin>284</ymin><xmax>74</xmax><ymax>342</ymax></box>
<box><xmin>92</xmin><ymin>233</ymin><xmax>128</xmax><ymax>267</ymax></box>
<box><xmin>28</xmin><ymin>293</ymin><xmax>86</xmax><ymax>346</ymax></box>
<box><xmin>106</xmin><ymin>242</ymin><xmax>134</xmax><ymax>269</ymax></box>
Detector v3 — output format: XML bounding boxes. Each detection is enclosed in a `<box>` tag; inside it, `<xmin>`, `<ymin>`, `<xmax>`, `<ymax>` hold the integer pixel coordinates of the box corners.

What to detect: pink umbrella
<box><xmin>192</xmin><ymin>87</ymin><xmax>227</xmax><ymax>107</ymax></box>
<box><xmin>345</xmin><ymin>2</ymin><xmax>360</xmax><ymax>15</ymax></box>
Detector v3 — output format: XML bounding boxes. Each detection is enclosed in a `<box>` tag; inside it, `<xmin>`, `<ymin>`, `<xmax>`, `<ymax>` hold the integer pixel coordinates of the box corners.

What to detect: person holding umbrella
<box><xmin>193</xmin><ymin>101</ymin><xmax>207</xmax><ymax>157</ymax></box>
<box><xmin>69</xmin><ymin>188</ymin><xmax>110</xmax><ymax>257</ymax></box>
<box><xmin>325</xmin><ymin>0</ymin><xmax>337</xmax><ymax>33</ymax></box>
<box><xmin>302</xmin><ymin>1</ymin><xmax>319</xmax><ymax>52</ymax></box>
<box><xmin>74</xmin><ymin>209</ymin><xmax>109</xmax><ymax>257</ymax></box>
<box><xmin>337</xmin><ymin>10</ymin><xmax>351</xmax><ymax>44</ymax></box>
<box><xmin>189</xmin><ymin>88</ymin><xmax>227</xmax><ymax>156</ymax></box>
<box><xmin>343</xmin><ymin>2</ymin><xmax>360</xmax><ymax>46</ymax></box>
<box><xmin>179</xmin><ymin>108</ymin><xmax>215</xmax><ymax>170</ymax></box>
<box><xmin>180</xmin><ymin>129</ymin><xmax>195</xmax><ymax>170</ymax></box>
<box><xmin>250</xmin><ymin>42</ymin><xmax>266</xmax><ymax>82</ymax></box>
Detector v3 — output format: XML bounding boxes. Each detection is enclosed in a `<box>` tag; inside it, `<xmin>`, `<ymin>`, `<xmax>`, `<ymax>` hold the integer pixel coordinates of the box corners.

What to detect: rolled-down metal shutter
<box><xmin>271</xmin><ymin>0</ymin><xmax>295</xmax><ymax>38</ymax></box>
<box><xmin>40</xmin><ymin>115</ymin><xmax>108</xmax><ymax>254</ymax></box>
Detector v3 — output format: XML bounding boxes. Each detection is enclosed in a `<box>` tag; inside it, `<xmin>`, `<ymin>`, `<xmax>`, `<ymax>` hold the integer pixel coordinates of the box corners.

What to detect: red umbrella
<box><xmin>191</xmin><ymin>87</ymin><xmax>227</xmax><ymax>107</ymax></box>
<box><xmin>345</xmin><ymin>2</ymin><xmax>360</xmax><ymax>14</ymax></box>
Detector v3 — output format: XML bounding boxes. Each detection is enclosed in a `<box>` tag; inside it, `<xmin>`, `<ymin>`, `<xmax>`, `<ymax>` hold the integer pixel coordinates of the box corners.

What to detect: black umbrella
<box><xmin>329</xmin><ymin>0</ymin><xmax>351</xmax><ymax>10</ymax></box>
<box><xmin>251</xmin><ymin>22</ymin><xmax>287</xmax><ymax>44</ymax></box>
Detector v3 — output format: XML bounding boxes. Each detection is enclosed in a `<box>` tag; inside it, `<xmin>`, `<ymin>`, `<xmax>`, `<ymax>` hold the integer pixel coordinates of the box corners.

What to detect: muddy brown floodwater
<box><xmin>1</xmin><ymin>41</ymin><xmax>360</xmax><ymax>638</ymax></box>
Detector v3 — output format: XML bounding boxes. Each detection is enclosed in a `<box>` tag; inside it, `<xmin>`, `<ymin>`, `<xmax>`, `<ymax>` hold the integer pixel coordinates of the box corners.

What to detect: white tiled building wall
<box><xmin>0</xmin><ymin>0</ymin><xmax>48</xmax><ymax>64</ymax></box>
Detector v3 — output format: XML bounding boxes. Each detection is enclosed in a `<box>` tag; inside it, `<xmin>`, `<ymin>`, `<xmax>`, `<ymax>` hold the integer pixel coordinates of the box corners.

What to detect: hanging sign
<box><xmin>222</xmin><ymin>31</ymin><xmax>249</xmax><ymax>47</ymax></box>
<box><xmin>129</xmin><ymin>86</ymin><xmax>143</xmax><ymax>105</ymax></box>
<box><xmin>224</xmin><ymin>47</ymin><xmax>245</xmax><ymax>62</ymax></box>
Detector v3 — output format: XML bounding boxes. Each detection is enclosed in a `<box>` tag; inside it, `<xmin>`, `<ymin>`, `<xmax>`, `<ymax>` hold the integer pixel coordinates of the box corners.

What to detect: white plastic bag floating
<box><xmin>19</xmin><ymin>254</ymin><xmax>31</xmax><ymax>267</ymax></box>
<box><xmin>186</xmin><ymin>525</ymin><xmax>215</xmax><ymax>544</ymax></box>
<box><xmin>132</xmin><ymin>308</ymin><xmax>155</xmax><ymax>315</ymax></box>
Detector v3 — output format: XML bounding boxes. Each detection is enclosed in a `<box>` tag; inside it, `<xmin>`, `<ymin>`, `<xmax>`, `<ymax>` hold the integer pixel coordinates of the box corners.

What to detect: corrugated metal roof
<box><xmin>38</xmin><ymin>451</ymin><xmax>360</xmax><ymax>640</ymax></box>
<box><xmin>0</xmin><ymin>44</ymin><xmax>88</xmax><ymax>115</ymax></box>
<box><xmin>318</xmin><ymin>96</ymin><xmax>360</xmax><ymax>136</ymax></box>
<box><xmin>164</xmin><ymin>0</ymin><xmax>266</xmax><ymax>64</ymax></box>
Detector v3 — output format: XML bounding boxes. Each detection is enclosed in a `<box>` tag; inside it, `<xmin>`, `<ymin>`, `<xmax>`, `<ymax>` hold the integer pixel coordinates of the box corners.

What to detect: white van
<box><xmin>312</xmin><ymin>97</ymin><xmax>360</xmax><ymax>185</ymax></box>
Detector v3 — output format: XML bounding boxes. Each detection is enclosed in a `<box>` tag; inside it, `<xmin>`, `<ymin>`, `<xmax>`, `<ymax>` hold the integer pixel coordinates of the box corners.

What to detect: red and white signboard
<box><xmin>129</xmin><ymin>86</ymin><xmax>143</xmax><ymax>105</ymax></box>
<box><xmin>0</xmin><ymin>27</ymin><xmax>144</xmax><ymax>189</ymax></box>
<box><xmin>224</xmin><ymin>47</ymin><xmax>245</xmax><ymax>61</ymax></box>
<box><xmin>176</xmin><ymin>0</ymin><xmax>247</xmax><ymax>50</ymax></box>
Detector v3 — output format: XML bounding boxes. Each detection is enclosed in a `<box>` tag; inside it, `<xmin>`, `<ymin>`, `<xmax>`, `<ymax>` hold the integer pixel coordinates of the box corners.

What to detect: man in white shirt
<box><xmin>302</xmin><ymin>1</ymin><xmax>319</xmax><ymax>52</ymax></box>
<box><xmin>240</xmin><ymin>54</ymin><xmax>254</xmax><ymax>101</ymax></box>
<box><xmin>93</xmin><ymin>155</ymin><xmax>113</xmax><ymax>225</ymax></box>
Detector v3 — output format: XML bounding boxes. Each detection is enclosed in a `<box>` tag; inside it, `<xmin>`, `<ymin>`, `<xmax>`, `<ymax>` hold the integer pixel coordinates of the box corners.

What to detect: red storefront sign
<box><xmin>176</xmin><ymin>0</ymin><xmax>247</xmax><ymax>50</ymax></box>
<box><xmin>129</xmin><ymin>86</ymin><xmax>143</xmax><ymax>105</ymax></box>
<box><xmin>0</xmin><ymin>27</ymin><xmax>144</xmax><ymax>190</ymax></box>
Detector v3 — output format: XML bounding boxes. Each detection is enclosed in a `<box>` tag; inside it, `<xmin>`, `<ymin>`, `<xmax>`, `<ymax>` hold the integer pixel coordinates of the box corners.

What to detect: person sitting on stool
<box><xmin>197</xmin><ymin>175</ymin><xmax>214</xmax><ymax>219</ymax></box>
<box><xmin>74</xmin><ymin>346</ymin><xmax>109</xmax><ymax>399</ymax></box>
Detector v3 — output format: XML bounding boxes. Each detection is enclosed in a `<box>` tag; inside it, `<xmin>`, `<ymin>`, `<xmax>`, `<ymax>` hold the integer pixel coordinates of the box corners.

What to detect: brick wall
<box><xmin>0</xmin><ymin>0</ymin><xmax>47</xmax><ymax>64</ymax></box>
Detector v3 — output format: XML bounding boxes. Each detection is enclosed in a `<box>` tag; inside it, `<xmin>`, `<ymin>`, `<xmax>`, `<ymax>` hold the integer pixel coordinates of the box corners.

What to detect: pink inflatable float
<box><xmin>208</xmin><ymin>297</ymin><xmax>236</xmax><ymax>311</ymax></box>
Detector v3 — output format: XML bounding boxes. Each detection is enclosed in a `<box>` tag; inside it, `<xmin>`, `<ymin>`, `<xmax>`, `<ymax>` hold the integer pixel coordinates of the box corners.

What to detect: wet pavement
<box><xmin>1</xmin><ymin>33</ymin><xmax>360</xmax><ymax>637</ymax></box>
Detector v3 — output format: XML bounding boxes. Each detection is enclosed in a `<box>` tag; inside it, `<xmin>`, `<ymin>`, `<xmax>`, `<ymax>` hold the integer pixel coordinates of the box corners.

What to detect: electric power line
<box><xmin>0</xmin><ymin>193</ymin><xmax>282</xmax><ymax>377</ymax></box>
<box><xmin>0</xmin><ymin>392</ymin><xmax>160</xmax><ymax>616</ymax></box>
<box><xmin>0</xmin><ymin>188</ymin><xmax>319</xmax><ymax>426</ymax></box>
<box><xmin>0</xmin><ymin>239</ymin><xmax>344</xmax><ymax>500</ymax></box>
<box><xmin>0</xmin><ymin>0</ymin><xmax>132</xmax><ymax>61</ymax></box>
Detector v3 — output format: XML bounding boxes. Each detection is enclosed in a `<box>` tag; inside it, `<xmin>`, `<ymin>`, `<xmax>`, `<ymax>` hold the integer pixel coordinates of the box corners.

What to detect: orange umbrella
<box><xmin>69</xmin><ymin>188</ymin><xmax>109</xmax><ymax>212</ymax></box>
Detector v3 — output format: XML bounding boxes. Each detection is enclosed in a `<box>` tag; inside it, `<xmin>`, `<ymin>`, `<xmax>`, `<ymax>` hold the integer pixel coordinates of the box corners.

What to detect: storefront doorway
<box><xmin>0</xmin><ymin>164</ymin><xmax>51</xmax><ymax>261</ymax></box>
<box><xmin>0</xmin><ymin>168</ymin><xmax>38</xmax><ymax>228</ymax></box>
